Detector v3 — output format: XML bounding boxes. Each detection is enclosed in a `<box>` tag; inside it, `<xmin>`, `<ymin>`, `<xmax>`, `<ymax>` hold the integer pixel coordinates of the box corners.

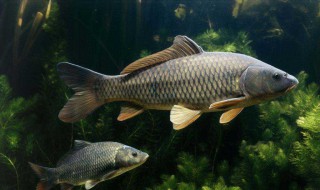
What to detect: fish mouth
<box><xmin>141</xmin><ymin>154</ymin><xmax>149</xmax><ymax>163</ymax></box>
<box><xmin>285</xmin><ymin>75</ymin><xmax>299</xmax><ymax>93</ymax></box>
<box><xmin>285</xmin><ymin>84</ymin><xmax>297</xmax><ymax>93</ymax></box>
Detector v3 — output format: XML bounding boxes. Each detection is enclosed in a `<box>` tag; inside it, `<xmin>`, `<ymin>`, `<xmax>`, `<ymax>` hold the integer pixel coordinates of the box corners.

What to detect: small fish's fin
<box><xmin>29</xmin><ymin>162</ymin><xmax>56</xmax><ymax>190</ymax></box>
<box><xmin>57</xmin><ymin>140</ymin><xmax>92</xmax><ymax>166</ymax></box>
<box><xmin>60</xmin><ymin>183</ymin><xmax>74</xmax><ymax>190</ymax></box>
<box><xmin>170</xmin><ymin>105</ymin><xmax>201</xmax><ymax>130</ymax></box>
<box><xmin>85</xmin><ymin>180</ymin><xmax>100</xmax><ymax>190</ymax></box>
<box><xmin>209</xmin><ymin>97</ymin><xmax>246</xmax><ymax>110</ymax></box>
<box><xmin>220</xmin><ymin>108</ymin><xmax>244</xmax><ymax>124</ymax></box>
<box><xmin>121</xmin><ymin>35</ymin><xmax>204</xmax><ymax>74</ymax></box>
<box><xmin>57</xmin><ymin>62</ymin><xmax>105</xmax><ymax>123</ymax></box>
<box><xmin>117</xmin><ymin>103</ymin><xmax>144</xmax><ymax>121</ymax></box>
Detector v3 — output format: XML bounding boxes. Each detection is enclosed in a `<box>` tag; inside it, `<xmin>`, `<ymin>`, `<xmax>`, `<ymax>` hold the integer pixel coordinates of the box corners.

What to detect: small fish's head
<box><xmin>115</xmin><ymin>145</ymin><xmax>149</xmax><ymax>168</ymax></box>
<box><xmin>240</xmin><ymin>65</ymin><xmax>299</xmax><ymax>100</ymax></box>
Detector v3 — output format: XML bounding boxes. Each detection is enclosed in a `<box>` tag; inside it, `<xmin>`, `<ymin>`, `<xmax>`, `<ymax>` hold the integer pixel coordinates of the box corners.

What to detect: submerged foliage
<box><xmin>0</xmin><ymin>76</ymin><xmax>36</xmax><ymax>153</ymax></box>
<box><xmin>1</xmin><ymin>1</ymin><xmax>320</xmax><ymax>190</ymax></box>
<box><xmin>0</xmin><ymin>75</ymin><xmax>37</xmax><ymax>189</ymax></box>
<box><xmin>194</xmin><ymin>29</ymin><xmax>255</xmax><ymax>56</ymax></box>
<box><xmin>151</xmin><ymin>153</ymin><xmax>240</xmax><ymax>190</ymax></box>
<box><xmin>291</xmin><ymin>87</ymin><xmax>320</xmax><ymax>188</ymax></box>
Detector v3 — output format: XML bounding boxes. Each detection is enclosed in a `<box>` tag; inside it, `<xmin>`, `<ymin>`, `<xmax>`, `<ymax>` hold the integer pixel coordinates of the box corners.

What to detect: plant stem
<box><xmin>0</xmin><ymin>153</ymin><xmax>19</xmax><ymax>190</ymax></box>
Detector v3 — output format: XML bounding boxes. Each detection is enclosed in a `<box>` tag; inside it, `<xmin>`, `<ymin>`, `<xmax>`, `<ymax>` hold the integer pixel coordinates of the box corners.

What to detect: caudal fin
<box><xmin>57</xmin><ymin>62</ymin><xmax>105</xmax><ymax>123</ymax></box>
<box><xmin>29</xmin><ymin>162</ymin><xmax>56</xmax><ymax>190</ymax></box>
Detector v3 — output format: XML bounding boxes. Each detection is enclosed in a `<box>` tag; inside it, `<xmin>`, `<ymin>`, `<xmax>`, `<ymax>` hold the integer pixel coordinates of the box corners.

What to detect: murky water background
<box><xmin>0</xmin><ymin>1</ymin><xmax>320</xmax><ymax>189</ymax></box>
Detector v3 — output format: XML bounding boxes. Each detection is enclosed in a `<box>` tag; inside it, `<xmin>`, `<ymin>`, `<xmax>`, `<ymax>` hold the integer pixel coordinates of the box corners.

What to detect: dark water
<box><xmin>0</xmin><ymin>0</ymin><xmax>320</xmax><ymax>189</ymax></box>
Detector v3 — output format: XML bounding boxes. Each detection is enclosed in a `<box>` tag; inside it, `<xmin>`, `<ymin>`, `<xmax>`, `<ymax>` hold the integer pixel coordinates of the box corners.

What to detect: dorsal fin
<box><xmin>120</xmin><ymin>35</ymin><xmax>204</xmax><ymax>74</ymax></box>
<box><xmin>56</xmin><ymin>140</ymin><xmax>92</xmax><ymax>166</ymax></box>
<box><xmin>73</xmin><ymin>140</ymin><xmax>92</xmax><ymax>150</ymax></box>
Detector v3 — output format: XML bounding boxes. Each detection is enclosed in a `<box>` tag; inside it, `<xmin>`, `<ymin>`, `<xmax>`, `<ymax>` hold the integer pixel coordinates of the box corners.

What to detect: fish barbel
<box><xmin>57</xmin><ymin>35</ymin><xmax>298</xmax><ymax>130</ymax></box>
<box><xmin>29</xmin><ymin>140</ymin><xmax>148</xmax><ymax>190</ymax></box>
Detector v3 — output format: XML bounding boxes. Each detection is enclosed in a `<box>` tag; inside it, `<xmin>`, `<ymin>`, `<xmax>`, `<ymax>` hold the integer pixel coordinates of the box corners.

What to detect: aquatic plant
<box><xmin>290</xmin><ymin>86</ymin><xmax>320</xmax><ymax>188</ymax></box>
<box><xmin>0</xmin><ymin>153</ymin><xmax>19</xmax><ymax>190</ymax></box>
<box><xmin>0</xmin><ymin>75</ymin><xmax>36</xmax><ymax>153</ymax></box>
<box><xmin>194</xmin><ymin>29</ymin><xmax>255</xmax><ymax>56</ymax></box>
<box><xmin>6</xmin><ymin>0</ymin><xmax>52</xmax><ymax>88</ymax></box>
<box><xmin>150</xmin><ymin>152</ymin><xmax>241</xmax><ymax>190</ymax></box>
<box><xmin>0</xmin><ymin>75</ymin><xmax>37</xmax><ymax>189</ymax></box>
<box><xmin>291</xmin><ymin>112</ymin><xmax>320</xmax><ymax>188</ymax></box>
<box><xmin>2</xmin><ymin>1</ymin><xmax>320</xmax><ymax>189</ymax></box>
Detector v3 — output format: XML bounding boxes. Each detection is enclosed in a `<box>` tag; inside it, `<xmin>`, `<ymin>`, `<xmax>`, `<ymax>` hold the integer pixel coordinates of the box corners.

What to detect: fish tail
<box><xmin>57</xmin><ymin>62</ymin><xmax>105</xmax><ymax>123</ymax></box>
<box><xmin>29</xmin><ymin>162</ymin><xmax>56</xmax><ymax>190</ymax></box>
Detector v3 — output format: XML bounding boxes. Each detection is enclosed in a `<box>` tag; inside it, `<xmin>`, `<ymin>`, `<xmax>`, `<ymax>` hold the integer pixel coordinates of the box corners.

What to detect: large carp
<box><xmin>57</xmin><ymin>36</ymin><xmax>298</xmax><ymax>130</ymax></box>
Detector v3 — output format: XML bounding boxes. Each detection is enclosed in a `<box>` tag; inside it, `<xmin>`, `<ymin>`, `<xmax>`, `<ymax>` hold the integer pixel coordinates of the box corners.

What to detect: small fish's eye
<box><xmin>132</xmin><ymin>152</ymin><xmax>138</xmax><ymax>157</ymax></box>
<box><xmin>272</xmin><ymin>73</ymin><xmax>281</xmax><ymax>80</ymax></box>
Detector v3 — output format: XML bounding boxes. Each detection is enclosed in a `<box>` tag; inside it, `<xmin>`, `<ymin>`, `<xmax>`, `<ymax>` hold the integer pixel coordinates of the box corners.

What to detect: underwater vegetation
<box><xmin>150</xmin><ymin>153</ymin><xmax>240</xmax><ymax>190</ymax></box>
<box><xmin>194</xmin><ymin>29</ymin><xmax>255</xmax><ymax>56</ymax></box>
<box><xmin>0</xmin><ymin>75</ymin><xmax>36</xmax><ymax>190</ymax></box>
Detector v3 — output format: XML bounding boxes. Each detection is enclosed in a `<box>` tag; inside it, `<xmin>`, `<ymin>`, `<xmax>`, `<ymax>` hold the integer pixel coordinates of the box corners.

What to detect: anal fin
<box><xmin>220</xmin><ymin>108</ymin><xmax>244</xmax><ymax>124</ymax></box>
<box><xmin>170</xmin><ymin>105</ymin><xmax>201</xmax><ymax>130</ymax></box>
<box><xmin>117</xmin><ymin>103</ymin><xmax>144</xmax><ymax>121</ymax></box>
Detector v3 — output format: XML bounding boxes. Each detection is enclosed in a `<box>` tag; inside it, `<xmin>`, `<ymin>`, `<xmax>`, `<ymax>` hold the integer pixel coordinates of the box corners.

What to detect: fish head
<box><xmin>240</xmin><ymin>64</ymin><xmax>298</xmax><ymax>100</ymax></box>
<box><xmin>115</xmin><ymin>145</ymin><xmax>149</xmax><ymax>168</ymax></box>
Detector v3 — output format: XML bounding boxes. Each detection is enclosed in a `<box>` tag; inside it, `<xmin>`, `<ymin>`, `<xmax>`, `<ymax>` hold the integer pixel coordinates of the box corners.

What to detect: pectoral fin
<box><xmin>170</xmin><ymin>105</ymin><xmax>201</xmax><ymax>130</ymax></box>
<box><xmin>85</xmin><ymin>180</ymin><xmax>100</xmax><ymax>190</ymax></box>
<box><xmin>117</xmin><ymin>103</ymin><xmax>144</xmax><ymax>121</ymax></box>
<box><xmin>209</xmin><ymin>97</ymin><xmax>246</xmax><ymax>110</ymax></box>
<box><xmin>220</xmin><ymin>108</ymin><xmax>244</xmax><ymax>124</ymax></box>
<box><xmin>102</xmin><ymin>170</ymin><xmax>118</xmax><ymax>180</ymax></box>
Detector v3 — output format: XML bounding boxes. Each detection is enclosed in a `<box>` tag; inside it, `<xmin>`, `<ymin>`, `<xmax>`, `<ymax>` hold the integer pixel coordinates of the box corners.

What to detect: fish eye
<box><xmin>272</xmin><ymin>72</ymin><xmax>281</xmax><ymax>80</ymax></box>
<box><xmin>132</xmin><ymin>152</ymin><xmax>138</xmax><ymax>157</ymax></box>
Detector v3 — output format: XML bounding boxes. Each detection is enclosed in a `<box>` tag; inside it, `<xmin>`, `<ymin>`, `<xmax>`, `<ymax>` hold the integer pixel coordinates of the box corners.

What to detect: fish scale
<box><xmin>56</xmin><ymin>142</ymin><xmax>120</xmax><ymax>184</ymax></box>
<box><xmin>95</xmin><ymin>52</ymin><xmax>249</xmax><ymax>110</ymax></box>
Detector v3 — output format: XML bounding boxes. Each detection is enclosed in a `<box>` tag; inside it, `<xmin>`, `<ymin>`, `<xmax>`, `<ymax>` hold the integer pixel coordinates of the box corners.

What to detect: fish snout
<box><xmin>141</xmin><ymin>153</ymin><xmax>149</xmax><ymax>163</ymax></box>
<box><xmin>285</xmin><ymin>74</ymin><xmax>299</xmax><ymax>92</ymax></box>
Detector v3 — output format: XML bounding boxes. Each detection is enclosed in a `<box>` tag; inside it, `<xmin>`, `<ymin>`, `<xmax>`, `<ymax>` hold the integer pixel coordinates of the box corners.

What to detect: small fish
<box><xmin>29</xmin><ymin>140</ymin><xmax>148</xmax><ymax>190</ymax></box>
<box><xmin>57</xmin><ymin>35</ymin><xmax>298</xmax><ymax>130</ymax></box>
